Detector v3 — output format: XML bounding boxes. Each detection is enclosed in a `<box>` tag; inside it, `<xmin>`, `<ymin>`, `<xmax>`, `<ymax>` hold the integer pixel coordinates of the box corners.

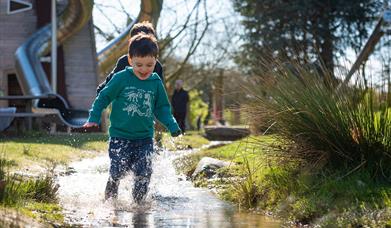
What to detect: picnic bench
<box><xmin>0</xmin><ymin>95</ymin><xmax>56</xmax><ymax>131</ymax></box>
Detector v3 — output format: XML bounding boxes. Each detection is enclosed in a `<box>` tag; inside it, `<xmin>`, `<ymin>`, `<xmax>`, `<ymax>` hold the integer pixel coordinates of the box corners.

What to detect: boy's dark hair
<box><xmin>128</xmin><ymin>33</ymin><xmax>158</xmax><ymax>58</ymax></box>
<box><xmin>129</xmin><ymin>21</ymin><xmax>156</xmax><ymax>37</ymax></box>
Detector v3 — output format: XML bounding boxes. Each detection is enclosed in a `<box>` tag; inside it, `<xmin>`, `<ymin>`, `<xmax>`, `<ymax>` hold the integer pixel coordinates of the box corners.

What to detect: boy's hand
<box><xmin>83</xmin><ymin>122</ymin><xmax>99</xmax><ymax>128</ymax></box>
<box><xmin>171</xmin><ymin>130</ymin><xmax>182</xmax><ymax>137</ymax></box>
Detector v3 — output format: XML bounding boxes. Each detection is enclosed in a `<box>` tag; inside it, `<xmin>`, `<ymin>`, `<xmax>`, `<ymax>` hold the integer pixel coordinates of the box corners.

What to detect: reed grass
<box><xmin>243</xmin><ymin>59</ymin><xmax>391</xmax><ymax>180</ymax></box>
<box><xmin>0</xmin><ymin>153</ymin><xmax>58</xmax><ymax>207</ymax></box>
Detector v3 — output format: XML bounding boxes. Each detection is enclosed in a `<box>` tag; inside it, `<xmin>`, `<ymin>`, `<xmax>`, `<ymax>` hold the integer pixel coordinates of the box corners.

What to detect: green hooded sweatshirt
<box><xmin>88</xmin><ymin>67</ymin><xmax>180</xmax><ymax>140</ymax></box>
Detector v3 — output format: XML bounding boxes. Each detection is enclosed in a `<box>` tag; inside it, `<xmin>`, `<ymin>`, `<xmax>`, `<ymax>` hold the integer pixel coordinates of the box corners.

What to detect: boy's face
<box><xmin>129</xmin><ymin>56</ymin><xmax>156</xmax><ymax>80</ymax></box>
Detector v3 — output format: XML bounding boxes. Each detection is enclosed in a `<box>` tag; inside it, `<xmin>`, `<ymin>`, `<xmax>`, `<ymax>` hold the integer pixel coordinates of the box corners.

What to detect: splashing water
<box><xmin>57</xmin><ymin>144</ymin><xmax>280</xmax><ymax>227</ymax></box>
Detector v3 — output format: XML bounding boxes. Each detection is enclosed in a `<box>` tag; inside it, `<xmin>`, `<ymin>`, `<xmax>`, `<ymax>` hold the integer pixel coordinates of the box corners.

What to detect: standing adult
<box><xmin>171</xmin><ymin>80</ymin><xmax>189</xmax><ymax>133</ymax></box>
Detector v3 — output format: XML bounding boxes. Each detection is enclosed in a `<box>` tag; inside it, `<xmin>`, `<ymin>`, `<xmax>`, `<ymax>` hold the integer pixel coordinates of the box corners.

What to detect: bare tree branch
<box><xmin>95</xmin><ymin>4</ymin><xmax>123</xmax><ymax>34</ymax></box>
<box><xmin>159</xmin><ymin>0</ymin><xmax>202</xmax><ymax>52</ymax></box>
<box><xmin>94</xmin><ymin>25</ymin><xmax>115</xmax><ymax>41</ymax></box>
<box><xmin>116</xmin><ymin>0</ymin><xmax>133</xmax><ymax>23</ymax></box>
<box><xmin>165</xmin><ymin>0</ymin><xmax>210</xmax><ymax>83</ymax></box>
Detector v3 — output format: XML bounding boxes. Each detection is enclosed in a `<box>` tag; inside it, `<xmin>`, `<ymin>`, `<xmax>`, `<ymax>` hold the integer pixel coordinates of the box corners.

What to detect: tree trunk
<box><xmin>138</xmin><ymin>0</ymin><xmax>163</xmax><ymax>28</ymax></box>
<box><xmin>213</xmin><ymin>69</ymin><xmax>224</xmax><ymax>125</ymax></box>
<box><xmin>320</xmin><ymin>14</ymin><xmax>334</xmax><ymax>80</ymax></box>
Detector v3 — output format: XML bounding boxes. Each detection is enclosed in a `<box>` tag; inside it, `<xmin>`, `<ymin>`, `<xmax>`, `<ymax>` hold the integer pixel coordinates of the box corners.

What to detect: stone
<box><xmin>204</xmin><ymin>126</ymin><xmax>250</xmax><ymax>141</ymax></box>
<box><xmin>192</xmin><ymin>157</ymin><xmax>232</xmax><ymax>179</ymax></box>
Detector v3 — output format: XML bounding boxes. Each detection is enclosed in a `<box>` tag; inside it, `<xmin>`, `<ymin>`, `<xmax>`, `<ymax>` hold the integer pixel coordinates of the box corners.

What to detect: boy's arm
<box><xmin>88</xmin><ymin>74</ymin><xmax>123</xmax><ymax>124</ymax></box>
<box><xmin>154</xmin><ymin>81</ymin><xmax>181</xmax><ymax>135</ymax></box>
<box><xmin>96</xmin><ymin>55</ymin><xmax>129</xmax><ymax>96</ymax></box>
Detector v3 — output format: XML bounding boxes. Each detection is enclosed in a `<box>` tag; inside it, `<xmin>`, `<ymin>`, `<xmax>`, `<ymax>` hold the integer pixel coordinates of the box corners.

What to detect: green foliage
<box><xmin>243</xmin><ymin>60</ymin><xmax>391</xmax><ymax>179</ymax></box>
<box><xmin>188</xmin><ymin>90</ymin><xmax>208</xmax><ymax>129</ymax></box>
<box><xmin>0</xmin><ymin>155</ymin><xmax>20</xmax><ymax>206</ymax></box>
<box><xmin>289</xmin><ymin>197</ymin><xmax>317</xmax><ymax>223</ymax></box>
<box><xmin>22</xmin><ymin>202</ymin><xmax>64</xmax><ymax>224</ymax></box>
<box><xmin>0</xmin><ymin>175</ymin><xmax>58</xmax><ymax>207</ymax></box>
<box><xmin>20</xmin><ymin>175</ymin><xmax>59</xmax><ymax>203</ymax></box>
<box><xmin>1</xmin><ymin>132</ymin><xmax>107</xmax><ymax>150</ymax></box>
<box><xmin>183</xmin><ymin>134</ymin><xmax>391</xmax><ymax>226</ymax></box>
<box><xmin>161</xmin><ymin>131</ymin><xmax>209</xmax><ymax>151</ymax></box>
<box><xmin>231</xmin><ymin>156</ymin><xmax>262</xmax><ymax>209</ymax></box>
<box><xmin>260</xmin><ymin>166</ymin><xmax>391</xmax><ymax>225</ymax></box>
<box><xmin>0</xmin><ymin>154</ymin><xmax>58</xmax><ymax>207</ymax></box>
<box><xmin>0</xmin><ymin>176</ymin><xmax>21</xmax><ymax>206</ymax></box>
<box><xmin>232</xmin><ymin>0</ymin><xmax>381</xmax><ymax>74</ymax></box>
<box><xmin>22</xmin><ymin>145</ymin><xmax>31</xmax><ymax>156</ymax></box>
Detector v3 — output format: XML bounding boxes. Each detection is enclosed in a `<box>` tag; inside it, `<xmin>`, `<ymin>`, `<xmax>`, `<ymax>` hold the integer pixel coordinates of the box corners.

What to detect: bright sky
<box><xmin>93</xmin><ymin>0</ymin><xmax>242</xmax><ymax>67</ymax></box>
<box><xmin>92</xmin><ymin>0</ymin><xmax>390</xmax><ymax>87</ymax></box>
<box><xmin>93</xmin><ymin>0</ymin><xmax>139</xmax><ymax>50</ymax></box>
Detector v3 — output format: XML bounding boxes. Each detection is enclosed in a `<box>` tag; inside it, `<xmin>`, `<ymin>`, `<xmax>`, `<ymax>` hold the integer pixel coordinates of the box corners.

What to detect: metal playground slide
<box><xmin>14</xmin><ymin>0</ymin><xmax>93</xmax><ymax>128</ymax></box>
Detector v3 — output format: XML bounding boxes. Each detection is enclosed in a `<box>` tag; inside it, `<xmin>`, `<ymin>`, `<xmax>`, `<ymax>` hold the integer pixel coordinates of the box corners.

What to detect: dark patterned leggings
<box><xmin>105</xmin><ymin>137</ymin><xmax>154</xmax><ymax>202</ymax></box>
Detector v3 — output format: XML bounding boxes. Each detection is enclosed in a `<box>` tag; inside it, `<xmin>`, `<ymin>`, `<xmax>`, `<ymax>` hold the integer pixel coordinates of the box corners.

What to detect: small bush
<box><xmin>0</xmin><ymin>155</ymin><xmax>20</xmax><ymax>206</ymax></box>
<box><xmin>21</xmin><ymin>175</ymin><xmax>59</xmax><ymax>203</ymax></box>
<box><xmin>0</xmin><ymin>154</ymin><xmax>59</xmax><ymax>206</ymax></box>
<box><xmin>243</xmin><ymin>59</ymin><xmax>391</xmax><ymax>179</ymax></box>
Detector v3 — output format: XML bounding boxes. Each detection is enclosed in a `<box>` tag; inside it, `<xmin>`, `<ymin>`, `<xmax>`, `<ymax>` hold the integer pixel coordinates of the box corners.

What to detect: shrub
<box><xmin>243</xmin><ymin>59</ymin><xmax>391</xmax><ymax>179</ymax></box>
<box><xmin>0</xmin><ymin>154</ymin><xmax>58</xmax><ymax>206</ymax></box>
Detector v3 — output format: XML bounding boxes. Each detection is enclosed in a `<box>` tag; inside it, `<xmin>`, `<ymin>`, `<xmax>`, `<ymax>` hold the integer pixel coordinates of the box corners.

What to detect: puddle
<box><xmin>57</xmin><ymin>144</ymin><xmax>280</xmax><ymax>227</ymax></box>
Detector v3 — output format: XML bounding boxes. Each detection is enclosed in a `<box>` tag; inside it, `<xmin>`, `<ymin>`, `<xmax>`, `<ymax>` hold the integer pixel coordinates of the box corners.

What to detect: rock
<box><xmin>64</xmin><ymin>167</ymin><xmax>77</xmax><ymax>176</ymax></box>
<box><xmin>177</xmin><ymin>174</ymin><xmax>186</xmax><ymax>181</ymax></box>
<box><xmin>192</xmin><ymin>157</ymin><xmax>232</xmax><ymax>179</ymax></box>
<box><xmin>204</xmin><ymin>126</ymin><xmax>250</xmax><ymax>141</ymax></box>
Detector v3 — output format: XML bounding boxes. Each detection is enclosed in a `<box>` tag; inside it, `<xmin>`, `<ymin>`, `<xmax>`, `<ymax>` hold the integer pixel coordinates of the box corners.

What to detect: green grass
<box><xmin>243</xmin><ymin>60</ymin><xmax>391</xmax><ymax>179</ymax></box>
<box><xmin>21</xmin><ymin>202</ymin><xmax>63</xmax><ymax>225</ymax></box>
<box><xmin>281</xmin><ymin>170</ymin><xmax>391</xmax><ymax>226</ymax></box>
<box><xmin>177</xmin><ymin>134</ymin><xmax>278</xmax><ymax>173</ymax></box>
<box><xmin>0</xmin><ymin>131</ymin><xmax>209</xmax><ymax>170</ymax></box>
<box><xmin>161</xmin><ymin>130</ymin><xmax>210</xmax><ymax>151</ymax></box>
<box><xmin>179</xmin><ymin>134</ymin><xmax>391</xmax><ymax>226</ymax></box>
<box><xmin>0</xmin><ymin>155</ymin><xmax>62</xmax><ymax>226</ymax></box>
<box><xmin>0</xmin><ymin>205</ymin><xmax>58</xmax><ymax>227</ymax></box>
<box><xmin>0</xmin><ymin>132</ymin><xmax>108</xmax><ymax>170</ymax></box>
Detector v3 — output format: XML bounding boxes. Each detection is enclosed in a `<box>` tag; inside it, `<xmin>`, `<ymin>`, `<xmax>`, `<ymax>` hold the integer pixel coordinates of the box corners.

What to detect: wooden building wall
<box><xmin>0</xmin><ymin>0</ymin><xmax>36</xmax><ymax>107</ymax></box>
<box><xmin>0</xmin><ymin>0</ymin><xmax>98</xmax><ymax>110</ymax></box>
<box><xmin>63</xmin><ymin>19</ymin><xmax>99</xmax><ymax>109</ymax></box>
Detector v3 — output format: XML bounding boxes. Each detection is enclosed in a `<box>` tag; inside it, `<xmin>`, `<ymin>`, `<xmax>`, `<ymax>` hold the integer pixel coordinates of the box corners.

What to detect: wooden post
<box><xmin>231</xmin><ymin>105</ymin><xmax>241</xmax><ymax>125</ymax></box>
<box><xmin>213</xmin><ymin>69</ymin><xmax>224</xmax><ymax>125</ymax></box>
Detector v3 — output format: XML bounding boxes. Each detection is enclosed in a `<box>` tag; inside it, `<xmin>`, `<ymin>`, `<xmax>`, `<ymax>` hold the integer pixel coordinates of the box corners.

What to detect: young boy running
<box><xmin>84</xmin><ymin>33</ymin><xmax>181</xmax><ymax>203</ymax></box>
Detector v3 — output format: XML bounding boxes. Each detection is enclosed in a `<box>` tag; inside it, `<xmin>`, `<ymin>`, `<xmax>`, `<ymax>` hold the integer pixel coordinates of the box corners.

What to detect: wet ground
<box><xmin>57</xmin><ymin>145</ymin><xmax>280</xmax><ymax>227</ymax></box>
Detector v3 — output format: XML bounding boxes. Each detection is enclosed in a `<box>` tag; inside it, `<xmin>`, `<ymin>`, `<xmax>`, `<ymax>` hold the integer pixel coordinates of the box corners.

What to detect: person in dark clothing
<box><xmin>96</xmin><ymin>21</ymin><xmax>164</xmax><ymax>96</ymax></box>
<box><xmin>171</xmin><ymin>80</ymin><xmax>189</xmax><ymax>133</ymax></box>
<box><xmin>196</xmin><ymin>115</ymin><xmax>202</xmax><ymax>131</ymax></box>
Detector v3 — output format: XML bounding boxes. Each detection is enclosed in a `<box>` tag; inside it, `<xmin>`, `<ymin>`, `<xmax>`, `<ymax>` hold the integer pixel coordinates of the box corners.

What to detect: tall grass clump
<box><xmin>232</xmin><ymin>156</ymin><xmax>262</xmax><ymax>209</ymax></box>
<box><xmin>0</xmin><ymin>155</ymin><xmax>21</xmax><ymax>206</ymax></box>
<box><xmin>243</xmin><ymin>60</ymin><xmax>391</xmax><ymax>180</ymax></box>
<box><xmin>0</xmin><ymin>153</ymin><xmax>58</xmax><ymax>206</ymax></box>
